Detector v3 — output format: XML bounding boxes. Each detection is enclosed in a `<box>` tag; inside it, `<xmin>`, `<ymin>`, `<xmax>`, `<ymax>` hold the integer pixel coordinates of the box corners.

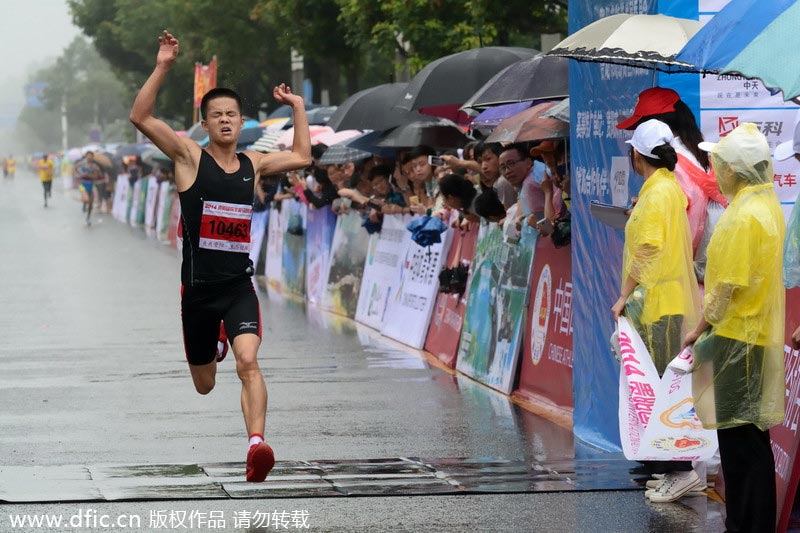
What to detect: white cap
<box><xmin>774</xmin><ymin>119</ymin><xmax>800</xmax><ymax>161</ymax></box>
<box><xmin>625</xmin><ymin>119</ymin><xmax>674</xmax><ymax>159</ymax></box>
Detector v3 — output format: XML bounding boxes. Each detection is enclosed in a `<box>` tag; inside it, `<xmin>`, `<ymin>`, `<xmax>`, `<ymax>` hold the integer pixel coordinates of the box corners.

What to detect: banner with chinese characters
<box><xmin>456</xmin><ymin>224</ymin><xmax>537</xmax><ymax>394</ymax></box>
<box><xmin>696</xmin><ymin>0</ymin><xmax>800</xmax><ymax>218</ymax></box>
<box><xmin>305</xmin><ymin>206</ymin><xmax>336</xmax><ymax>306</ymax></box>
<box><xmin>381</xmin><ymin>223</ymin><xmax>453</xmax><ymax>349</ymax></box>
<box><xmin>356</xmin><ymin>215</ymin><xmax>410</xmax><ymax>331</ymax></box>
<box><xmin>516</xmin><ymin>239</ymin><xmax>574</xmax><ymax>409</ymax></box>
<box><xmin>772</xmin><ymin>289</ymin><xmax>800</xmax><ymax>532</ymax></box>
<box><xmin>568</xmin><ymin>0</ymin><xmax>657</xmax><ymax>451</ymax></box>
<box><xmin>617</xmin><ymin>317</ymin><xmax>718</xmax><ymax>461</ymax></box>
<box><xmin>424</xmin><ymin>226</ymin><xmax>479</xmax><ymax>368</ymax></box>
<box><xmin>193</xmin><ymin>58</ymin><xmax>218</xmax><ymax>108</ymax></box>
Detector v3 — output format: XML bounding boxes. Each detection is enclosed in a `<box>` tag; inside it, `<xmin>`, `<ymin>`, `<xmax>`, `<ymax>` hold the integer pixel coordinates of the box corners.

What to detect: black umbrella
<box><xmin>376</xmin><ymin>119</ymin><xmax>469</xmax><ymax>149</ymax></box>
<box><xmin>461</xmin><ymin>55</ymin><xmax>569</xmax><ymax>110</ymax></box>
<box><xmin>394</xmin><ymin>46</ymin><xmax>539</xmax><ymax>111</ymax></box>
<box><xmin>327</xmin><ymin>83</ymin><xmax>432</xmax><ymax>131</ymax></box>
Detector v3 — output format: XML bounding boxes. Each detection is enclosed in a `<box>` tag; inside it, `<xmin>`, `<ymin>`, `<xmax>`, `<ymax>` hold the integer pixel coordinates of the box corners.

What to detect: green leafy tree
<box><xmin>17</xmin><ymin>36</ymin><xmax>130</xmax><ymax>149</ymax></box>
<box><xmin>337</xmin><ymin>0</ymin><xmax>567</xmax><ymax>73</ymax></box>
<box><xmin>69</xmin><ymin>0</ymin><xmax>290</xmax><ymax>125</ymax></box>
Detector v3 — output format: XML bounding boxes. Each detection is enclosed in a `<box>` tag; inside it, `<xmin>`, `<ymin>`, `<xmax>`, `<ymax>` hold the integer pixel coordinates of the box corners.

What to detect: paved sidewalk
<box><xmin>0</xmin><ymin>173</ymin><xmax>725</xmax><ymax>531</ymax></box>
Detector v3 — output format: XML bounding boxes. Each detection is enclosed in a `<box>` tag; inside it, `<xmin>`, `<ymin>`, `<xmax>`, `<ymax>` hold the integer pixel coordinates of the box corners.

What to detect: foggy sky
<box><xmin>0</xmin><ymin>1</ymin><xmax>80</xmax><ymax>132</ymax></box>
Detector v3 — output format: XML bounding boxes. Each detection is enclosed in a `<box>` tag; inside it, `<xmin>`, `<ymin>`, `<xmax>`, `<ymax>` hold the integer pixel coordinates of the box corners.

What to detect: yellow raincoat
<box><xmin>692</xmin><ymin>122</ymin><xmax>785</xmax><ymax>430</ymax></box>
<box><xmin>693</xmin><ymin>184</ymin><xmax>785</xmax><ymax>430</ymax></box>
<box><xmin>623</xmin><ymin>167</ymin><xmax>701</xmax><ymax>374</ymax></box>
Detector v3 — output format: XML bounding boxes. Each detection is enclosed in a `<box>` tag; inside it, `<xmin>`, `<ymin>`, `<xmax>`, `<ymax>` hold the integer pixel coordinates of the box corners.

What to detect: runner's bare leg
<box><xmin>231</xmin><ymin>333</ymin><xmax>266</xmax><ymax>436</ymax></box>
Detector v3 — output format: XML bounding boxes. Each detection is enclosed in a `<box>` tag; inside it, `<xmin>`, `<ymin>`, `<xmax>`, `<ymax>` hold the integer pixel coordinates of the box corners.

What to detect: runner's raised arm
<box><xmin>130</xmin><ymin>30</ymin><xmax>196</xmax><ymax>169</ymax></box>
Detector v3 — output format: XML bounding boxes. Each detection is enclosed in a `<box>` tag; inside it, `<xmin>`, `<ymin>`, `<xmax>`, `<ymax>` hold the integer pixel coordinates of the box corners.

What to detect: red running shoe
<box><xmin>215</xmin><ymin>322</ymin><xmax>228</xmax><ymax>363</ymax></box>
<box><xmin>246</xmin><ymin>442</ymin><xmax>275</xmax><ymax>482</ymax></box>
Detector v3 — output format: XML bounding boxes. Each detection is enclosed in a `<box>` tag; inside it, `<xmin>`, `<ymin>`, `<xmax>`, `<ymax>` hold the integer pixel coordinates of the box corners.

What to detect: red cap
<box><xmin>616</xmin><ymin>87</ymin><xmax>680</xmax><ymax>130</ymax></box>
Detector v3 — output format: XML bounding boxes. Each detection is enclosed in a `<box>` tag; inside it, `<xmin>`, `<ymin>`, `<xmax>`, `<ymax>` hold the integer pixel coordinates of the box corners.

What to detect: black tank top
<box><xmin>179</xmin><ymin>150</ymin><xmax>256</xmax><ymax>286</ymax></box>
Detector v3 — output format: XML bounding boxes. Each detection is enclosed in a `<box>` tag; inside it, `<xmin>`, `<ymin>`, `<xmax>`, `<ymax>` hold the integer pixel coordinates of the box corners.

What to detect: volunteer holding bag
<box><xmin>683</xmin><ymin>123</ymin><xmax>785</xmax><ymax>533</ymax></box>
<box><xmin>611</xmin><ymin>120</ymin><xmax>702</xmax><ymax>502</ymax></box>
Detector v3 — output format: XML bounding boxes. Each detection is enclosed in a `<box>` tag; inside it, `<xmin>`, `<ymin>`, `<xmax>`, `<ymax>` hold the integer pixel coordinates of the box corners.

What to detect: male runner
<box><xmin>37</xmin><ymin>154</ymin><xmax>55</xmax><ymax>207</ymax></box>
<box><xmin>73</xmin><ymin>152</ymin><xmax>101</xmax><ymax>225</ymax></box>
<box><xmin>130</xmin><ymin>30</ymin><xmax>310</xmax><ymax>482</ymax></box>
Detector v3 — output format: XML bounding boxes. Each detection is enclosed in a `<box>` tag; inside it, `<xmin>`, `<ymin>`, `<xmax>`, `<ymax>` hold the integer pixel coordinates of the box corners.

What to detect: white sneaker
<box><xmin>646</xmin><ymin>471</ymin><xmax>705</xmax><ymax>502</ymax></box>
<box><xmin>646</xmin><ymin>478</ymin><xmax>706</xmax><ymax>491</ymax></box>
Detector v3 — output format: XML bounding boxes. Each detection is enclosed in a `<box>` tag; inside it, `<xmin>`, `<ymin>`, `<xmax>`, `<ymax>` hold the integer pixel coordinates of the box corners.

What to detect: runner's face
<box><xmin>203</xmin><ymin>97</ymin><xmax>243</xmax><ymax>145</ymax></box>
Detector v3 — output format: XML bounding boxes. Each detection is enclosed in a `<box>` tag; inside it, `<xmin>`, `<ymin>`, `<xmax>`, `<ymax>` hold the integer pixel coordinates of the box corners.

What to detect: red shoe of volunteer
<box><xmin>215</xmin><ymin>322</ymin><xmax>228</xmax><ymax>363</ymax></box>
<box><xmin>246</xmin><ymin>442</ymin><xmax>275</xmax><ymax>482</ymax></box>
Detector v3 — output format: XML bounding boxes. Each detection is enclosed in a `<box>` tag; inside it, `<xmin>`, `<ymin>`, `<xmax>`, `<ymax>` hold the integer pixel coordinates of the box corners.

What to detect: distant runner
<box><xmin>37</xmin><ymin>154</ymin><xmax>55</xmax><ymax>207</ymax></box>
<box><xmin>73</xmin><ymin>152</ymin><xmax>102</xmax><ymax>225</ymax></box>
<box><xmin>130</xmin><ymin>30</ymin><xmax>311</xmax><ymax>482</ymax></box>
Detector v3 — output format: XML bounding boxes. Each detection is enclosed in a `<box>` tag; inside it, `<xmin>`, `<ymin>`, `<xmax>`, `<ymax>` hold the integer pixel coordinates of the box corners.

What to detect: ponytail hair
<box><xmin>642</xmin><ymin>144</ymin><xmax>678</xmax><ymax>171</ymax></box>
<box><xmin>646</xmin><ymin>100</ymin><xmax>709</xmax><ymax>170</ymax></box>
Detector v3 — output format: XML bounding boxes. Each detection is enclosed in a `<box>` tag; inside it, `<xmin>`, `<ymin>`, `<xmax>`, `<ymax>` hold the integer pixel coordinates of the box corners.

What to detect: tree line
<box><xmin>20</xmin><ymin>0</ymin><xmax>566</xmax><ymax>149</ymax></box>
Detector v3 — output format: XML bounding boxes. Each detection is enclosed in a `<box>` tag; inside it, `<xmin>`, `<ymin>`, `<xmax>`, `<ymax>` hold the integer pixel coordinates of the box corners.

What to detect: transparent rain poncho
<box><xmin>692</xmin><ymin>123</ymin><xmax>786</xmax><ymax>430</ymax></box>
<box><xmin>623</xmin><ymin>167</ymin><xmax>701</xmax><ymax>374</ymax></box>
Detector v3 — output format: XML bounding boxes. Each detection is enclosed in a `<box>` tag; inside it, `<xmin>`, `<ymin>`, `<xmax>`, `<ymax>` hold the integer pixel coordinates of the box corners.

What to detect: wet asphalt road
<box><xmin>0</xmin><ymin>173</ymin><xmax>724</xmax><ymax>531</ymax></box>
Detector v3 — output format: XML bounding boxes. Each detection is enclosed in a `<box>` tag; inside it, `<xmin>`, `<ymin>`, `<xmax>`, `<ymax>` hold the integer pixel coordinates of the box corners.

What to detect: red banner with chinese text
<box><xmin>424</xmin><ymin>226</ymin><xmax>478</xmax><ymax>368</ymax></box>
<box><xmin>774</xmin><ymin>288</ymin><xmax>800</xmax><ymax>532</ymax></box>
<box><xmin>515</xmin><ymin>238</ymin><xmax>573</xmax><ymax>409</ymax></box>
<box><xmin>193</xmin><ymin>57</ymin><xmax>218</xmax><ymax>108</ymax></box>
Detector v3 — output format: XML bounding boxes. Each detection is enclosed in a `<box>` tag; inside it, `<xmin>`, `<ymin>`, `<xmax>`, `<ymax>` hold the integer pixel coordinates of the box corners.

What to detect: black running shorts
<box><xmin>181</xmin><ymin>277</ymin><xmax>261</xmax><ymax>366</ymax></box>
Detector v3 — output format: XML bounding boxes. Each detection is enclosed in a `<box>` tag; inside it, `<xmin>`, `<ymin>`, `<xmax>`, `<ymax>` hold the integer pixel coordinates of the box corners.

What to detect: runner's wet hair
<box><xmin>200</xmin><ymin>88</ymin><xmax>243</xmax><ymax>120</ymax></box>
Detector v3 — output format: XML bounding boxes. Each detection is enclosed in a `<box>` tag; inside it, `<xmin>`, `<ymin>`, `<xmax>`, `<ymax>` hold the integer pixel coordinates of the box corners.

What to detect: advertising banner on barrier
<box><xmin>772</xmin><ymin>289</ymin><xmax>800</xmax><ymax>531</ymax></box>
<box><xmin>424</xmin><ymin>226</ymin><xmax>479</xmax><ymax>368</ymax></box>
<box><xmin>155</xmin><ymin>182</ymin><xmax>175</xmax><ymax>242</ymax></box>
<box><xmin>167</xmin><ymin>193</ymin><xmax>181</xmax><ymax>249</ymax></box>
<box><xmin>265</xmin><ymin>205</ymin><xmax>284</xmax><ymax>293</ymax></box>
<box><xmin>456</xmin><ymin>224</ymin><xmax>537</xmax><ymax>394</ymax></box>
<box><xmin>305</xmin><ymin>206</ymin><xmax>336</xmax><ymax>306</ymax></box>
<box><xmin>113</xmin><ymin>175</ymin><xmax>130</xmax><ymax>222</ymax></box>
<box><xmin>381</xmin><ymin>223</ymin><xmax>453</xmax><ymax>349</ymax></box>
<box><xmin>282</xmin><ymin>201</ymin><xmax>307</xmax><ymax>299</ymax></box>
<box><xmin>568</xmin><ymin>0</ymin><xmax>656</xmax><ymax>451</ymax></box>
<box><xmin>356</xmin><ymin>215</ymin><xmax>409</xmax><ymax>331</ymax></box>
<box><xmin>322</xmin><ymin>211</ymin><xmax>369</xmax><ymax>318</ymax></box>
<box><xmin>144</xmin><ymin>177</ymin><xmax>159</xmax><ymax>237</ymax></box>
<box><xmin>249</xmin><ymin>209</ymin><xmax>269</xmax><ymax>268</ymax></box>
<box><xmin>129</xmin><ymin>179</ymin><xmax>141</xmax><ymax>227</ymax></box>
<box><xmin>617</xmin><ymin>317</ymin><xmax>718</xmax><ymax>461</ymax></box>
<box><xmin>516</xmin><ymin>239</ymin><xmax>574</xmax><ymax>408</ymax></box>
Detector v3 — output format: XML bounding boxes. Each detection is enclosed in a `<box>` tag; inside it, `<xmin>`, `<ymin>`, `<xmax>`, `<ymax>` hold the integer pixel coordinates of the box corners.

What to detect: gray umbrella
<box><xmin>461</xmin><ymin>55</ymin><xmax>569</xmax><ymax>110</ymax></box>
<box><xmin>327</xmin><ymin>83</ymin><xmax>433</xmax><ymax>131</ymax></box>
<box><xmin>376</xmin><ymin>119</ymin><xmax>469</xmax><ymax>149</ymax></box>
<box><xmin>394</xmin><ymin>46</ymin><xmax>539</xmax><ymax>111</ymax></box>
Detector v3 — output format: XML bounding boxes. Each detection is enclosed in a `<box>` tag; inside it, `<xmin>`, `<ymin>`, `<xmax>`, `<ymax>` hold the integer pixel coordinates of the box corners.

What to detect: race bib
<box><xmin>199</xmin><ymin>200</ymin><xmax>252</xmax><ymax>253</ymax></box>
